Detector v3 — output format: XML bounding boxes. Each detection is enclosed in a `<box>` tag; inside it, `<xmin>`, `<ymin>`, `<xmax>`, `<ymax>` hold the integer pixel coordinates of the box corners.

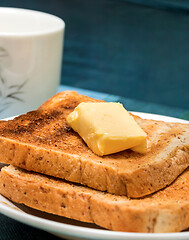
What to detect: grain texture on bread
<box><xmin>0</xmin><ymin>91</ymin><xmax>188</xmax><ymax>198</ymax></box>
<box><xmin>1</xmin><ymin>165</ymin><xmax>189</xmax><ymax>233</ymax></box>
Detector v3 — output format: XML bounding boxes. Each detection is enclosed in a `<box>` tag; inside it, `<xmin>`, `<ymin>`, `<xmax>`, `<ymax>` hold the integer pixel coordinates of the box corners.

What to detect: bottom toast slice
<box><xmin>1</xmin><ymin>165</ymin><xmax>189</xmax><ymax>233</ymax></box>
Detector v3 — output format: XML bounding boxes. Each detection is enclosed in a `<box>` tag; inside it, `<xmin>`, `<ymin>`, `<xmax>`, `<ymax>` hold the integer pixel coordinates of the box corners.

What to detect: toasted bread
<box><xmin>0</xmin><ymin>91</ymin><xmax>188</xmax><ymax>198</ymax></box>
<box><xmin>1</xmin><ymin>165</ymin><xmax>189</xmax><ymax>233</ymax></box>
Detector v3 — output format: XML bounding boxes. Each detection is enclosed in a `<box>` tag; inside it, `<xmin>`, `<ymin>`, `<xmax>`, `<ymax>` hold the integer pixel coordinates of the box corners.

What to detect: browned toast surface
<box><xmin>0</xmin><ymin>91</ymin><xmax>188</xmax><ymax>198</ymax></box>
<box><xmin>1</xmin><ymin>165</ymin><xmax>189</xmax><ymax>233</ymax></box>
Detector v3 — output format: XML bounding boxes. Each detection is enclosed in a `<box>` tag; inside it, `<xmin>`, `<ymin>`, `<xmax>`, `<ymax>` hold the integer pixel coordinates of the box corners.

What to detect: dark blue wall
<box><xmin>0</xmin><ymin>0</ymin><xmax>189</xmax><ymax>109</ymax></box>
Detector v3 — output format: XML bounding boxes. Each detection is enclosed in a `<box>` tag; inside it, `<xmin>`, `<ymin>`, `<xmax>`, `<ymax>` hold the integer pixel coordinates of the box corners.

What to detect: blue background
<box><xmin>0</xmin><ymin>0</ymin><xmax>189</xmax><ymax>110</ymax></box>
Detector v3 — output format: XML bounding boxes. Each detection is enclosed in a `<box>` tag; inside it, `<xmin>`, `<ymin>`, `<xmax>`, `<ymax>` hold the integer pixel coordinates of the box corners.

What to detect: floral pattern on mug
<box><xmin>0</xmin><ymin>47</ymin><xmax>28</xmax><ymax>114</ymax></box>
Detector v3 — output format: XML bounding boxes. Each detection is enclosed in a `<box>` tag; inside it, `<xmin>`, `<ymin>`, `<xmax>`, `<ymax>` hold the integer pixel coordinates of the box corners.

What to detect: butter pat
<box><xmin>66</xmin><ymin>102</ymin><xmax>147</xmax><ymax>156</ymax></box>
<box><xmin>131</xmin><ymin>139</ymin><xmax>147</xmax><ymax>154</ymax></box>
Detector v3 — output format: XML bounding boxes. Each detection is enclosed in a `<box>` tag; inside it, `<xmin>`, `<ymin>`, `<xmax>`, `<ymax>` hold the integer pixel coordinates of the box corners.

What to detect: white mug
<box><xmin>0</xmin><ymin>7</ymin><xmax>65</xmax><ymax>118</ymax></box>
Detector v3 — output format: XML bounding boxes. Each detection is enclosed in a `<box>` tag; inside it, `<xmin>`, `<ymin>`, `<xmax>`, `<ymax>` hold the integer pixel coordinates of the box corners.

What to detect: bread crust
<box><xmin>1</xmin><ymin>165</ymin><xmax>189</xmax><ymax>233</ymax></box>
<box><xmin>0</xmin><ymin>91</ymin><xmax>188</xmax><ymax>198</ymax></box>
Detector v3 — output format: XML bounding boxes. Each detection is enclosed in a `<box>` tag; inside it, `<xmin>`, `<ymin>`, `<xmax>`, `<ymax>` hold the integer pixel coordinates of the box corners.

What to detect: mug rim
<box><xmin>0</xmin><ymin>7</ymin><xmax>65</xmax><ymax>36</ymax></box>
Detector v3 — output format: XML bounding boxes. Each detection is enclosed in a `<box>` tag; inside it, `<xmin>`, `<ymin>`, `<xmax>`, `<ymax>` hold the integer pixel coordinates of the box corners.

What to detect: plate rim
<box><xmin>0</xmin><ymin>200</ymin><xmax>188</xmax><ymax>240</ymax></box>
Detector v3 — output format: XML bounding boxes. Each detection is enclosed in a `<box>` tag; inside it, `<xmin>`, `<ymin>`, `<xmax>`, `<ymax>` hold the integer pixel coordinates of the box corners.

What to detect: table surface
<box><xmin>0</xmin><ymin>85</ymin><xmax>188</xmax><ymax>240</ymax></box>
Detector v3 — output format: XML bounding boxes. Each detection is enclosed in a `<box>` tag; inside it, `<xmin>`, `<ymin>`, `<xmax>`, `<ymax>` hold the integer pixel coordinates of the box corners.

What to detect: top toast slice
<box><xmin>0</xmin><ymin>90</ymin><xmax>188</xmax><ymax>198</ymax></box>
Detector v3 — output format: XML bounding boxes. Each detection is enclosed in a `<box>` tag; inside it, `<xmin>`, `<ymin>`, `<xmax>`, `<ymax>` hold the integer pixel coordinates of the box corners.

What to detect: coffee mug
<box><xmin>0</xmin><ymin>7</ymin><xmax>65</xmax><ymax>118</ymax></box>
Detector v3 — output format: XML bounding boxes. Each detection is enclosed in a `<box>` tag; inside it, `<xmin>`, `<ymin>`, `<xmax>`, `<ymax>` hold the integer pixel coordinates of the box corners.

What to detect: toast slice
<box><xmin>1</xmin><ymin>165</ymin><xmax>189</xmax><ymax>233</ymax></box>
<box><xmin>0</xmin><ymin>91</ymin><xmax>188</xmax><ymax>198</ymax></box>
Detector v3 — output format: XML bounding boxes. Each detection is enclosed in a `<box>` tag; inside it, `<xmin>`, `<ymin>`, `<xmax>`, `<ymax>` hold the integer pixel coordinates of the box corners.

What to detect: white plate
<box><xmin>0</xmin><ymin>112</ymin><xmax>189</xmax><ymax>240</ymax></box>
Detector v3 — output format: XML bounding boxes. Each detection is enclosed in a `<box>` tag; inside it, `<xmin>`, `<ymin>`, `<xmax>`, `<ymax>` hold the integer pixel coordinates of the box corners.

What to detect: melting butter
<box><xmin>66</xmin><ymin>102</ymin><xmax>147</xmax><ymax>156</ymax></box>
